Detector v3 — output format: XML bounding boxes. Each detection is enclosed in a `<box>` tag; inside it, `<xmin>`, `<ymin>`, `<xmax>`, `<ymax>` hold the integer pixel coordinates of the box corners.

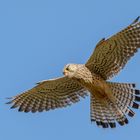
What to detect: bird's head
<box><xmin>63</xmin><ymin>64</ymin><xmax>80</xmax><ymax>78</ymax></box>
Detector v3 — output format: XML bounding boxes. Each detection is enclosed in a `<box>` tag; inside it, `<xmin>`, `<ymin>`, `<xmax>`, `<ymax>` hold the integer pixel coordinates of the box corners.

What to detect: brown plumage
<box><xmin>7</xmin><ymin>17</ymin><xmax>140</xmax><ymax>128</ymax></box>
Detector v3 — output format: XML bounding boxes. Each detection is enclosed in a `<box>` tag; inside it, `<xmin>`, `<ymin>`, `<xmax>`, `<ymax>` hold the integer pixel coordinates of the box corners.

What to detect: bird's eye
<box><xmin>66</xmin><ymin>67</ymin><xmax>69</xmax><ymax>71</ymax></box>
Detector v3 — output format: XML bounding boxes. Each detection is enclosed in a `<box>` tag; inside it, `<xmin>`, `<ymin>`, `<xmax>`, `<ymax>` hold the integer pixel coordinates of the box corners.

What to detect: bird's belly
<box><xmin>86</xmin><ymin>80</ymin><xmax>110</xmax><ymax>100</ymax></box>
<box><xmin>74</xmin><ymin>73</ymin><xmax>112</xmax><ymax>99</ymax></box>
<box><xmin>88</xmin><ymin>85</ymin><xmax>106</xmax><ymax>99</ymax></box>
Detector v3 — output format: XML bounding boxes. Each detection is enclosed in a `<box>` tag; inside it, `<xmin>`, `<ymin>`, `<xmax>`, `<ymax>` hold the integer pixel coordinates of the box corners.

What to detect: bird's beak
<box><xmin>63</xmin><ymin>71</ymin><xmax>66</xmax><ymax>75</ymax></box>
<box><xmin>63</xmin><ymin>70</ymin><xmax>68</xmax><ymax>76</ymax></box>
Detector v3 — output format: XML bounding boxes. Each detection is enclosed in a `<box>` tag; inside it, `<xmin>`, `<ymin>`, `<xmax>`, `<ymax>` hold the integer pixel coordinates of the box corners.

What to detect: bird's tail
<box><xmin>90</xmin><ymin>82</ymin><xmax>140</xmax><ymax>128</ymax></box>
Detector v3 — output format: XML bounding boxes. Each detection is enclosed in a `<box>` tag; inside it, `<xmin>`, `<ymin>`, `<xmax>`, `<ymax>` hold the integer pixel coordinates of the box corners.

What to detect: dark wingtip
<box><xmin>135</xmin><ymin>95</ymin><xmax>140</xmax><ymax>101</ymax></box>
<box><xmin>10</xmin><ymin>103</ymin><xmax>20</xmax><ymax>109</ymax></box>
<box><xmin>101</xmin><ymin>122</ymin><xmax>109</xmax><ymax>128</ymax></box>
<box><xmin>132</xmin><ymin>102</ymin><xmax>139</xmax><ymax>109</ymax></box>
<box><xmin>118</xmin><ymin>118</ymin><xmax>128</xmax><ymax>126</ymax></box>
<box><xmin>18</xmin><ymin>107</ymin><xmax>24</xmax><ymax>112</ymax></box>
<box><xmin>118</xmin><ymin>121</ymin><xmax>124</xmax><ymax>126</ymax></box>
<box><xmin>109</xmin><ymin>122</ymin><xmax>116</xmax><ymax>128</ymax></box>
<box><xmin>135</xmin><ymin>90</ymin><xmax>140</xmax><ymax>95</ymax></box>
<box><xmin>128</xmin><ymin>110</ymin><xmax>135</xmax><ymax>117</ymax></box>
<box><xmin>96</xmin><ymin>121</ymin><xmax>102</xmax><ymax>126</ymax></box>
<box><xmin>91</xmin><ymin>119</ymin><xmax>95</xmax><ymax>122</ymax></box>
<box><xmin>6</xmin><ymin>97</ymin><xmax>13</xmax><ymax>99</ymax></box>
<box><xmin>6</xmin><ymin>101</ymin><xmax>13</xmax><ymax>104</ymax></box>
<box><xmin>24</xmin><ymin>109</ymin><xmax>31</xmax><ymax>113</ymax></box>
<box><xmin>132</xmin><ymin>84</ymin><xmax>136</xmax><ymax>88</ymax></box>
<box><xmin>95</xmin><ymin>121</ymin><xmax>116</xmax><ymax>128</ymax></box>
<box><xmin>5</xmin><ymin>96</ymin><xmax>16</xmax><ymax>105</ymax></box>
<box><xmin>38</xmin><ymin>109</ymin><xmax>44</xmax><ymax>112</ymax></box>
<box><xmin>124</xmin><ymin>118</ymin><xmax>129</xmax><ymax>124</ymax></box>
<box><xmin>31</xmin><ymin>109</ymin><xmax>38</xmax><ymax>113</ymax></box>
<box><xmin>132</xmin><ymin>16</ymin><xmax>140</xmax><ymax>24</ymax></box>
<box><xmin>96</xmin><ymin>121</ymin><xmax>109</xmax><ymax>128</ymax></box>
<box><xmin>10</xmin><ymin>105</ymin><xmax>16</xmax><ymax>109</ymax></box>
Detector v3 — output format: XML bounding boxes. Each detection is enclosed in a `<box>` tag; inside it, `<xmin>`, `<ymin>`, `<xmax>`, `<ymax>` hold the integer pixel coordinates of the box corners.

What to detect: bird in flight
<box><xmin>7</xmin><ymin>17</ymin><xmax>140</xmax><ymax>128</ymax></box>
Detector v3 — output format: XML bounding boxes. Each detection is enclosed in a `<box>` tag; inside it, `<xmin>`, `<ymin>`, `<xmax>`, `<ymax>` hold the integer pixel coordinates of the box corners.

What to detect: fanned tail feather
<box><xmin>90</xmin><ymin>82</ymin><xmax>140</xmax><ymax>128</ymax></box>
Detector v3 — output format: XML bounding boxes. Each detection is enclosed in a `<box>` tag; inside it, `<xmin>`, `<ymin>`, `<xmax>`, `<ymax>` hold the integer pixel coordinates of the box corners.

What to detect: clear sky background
<box><xmin>1</xmin><ymin>0</ymin><xmax>140</xmax><ymax>140</ymax></box>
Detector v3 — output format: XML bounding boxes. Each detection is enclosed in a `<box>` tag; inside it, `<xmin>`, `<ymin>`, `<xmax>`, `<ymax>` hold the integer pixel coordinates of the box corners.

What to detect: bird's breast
<box><xmin>79</xmin><ymin>74</ymin><xmax>111</xmax><ymax>100</ymax></box>
<box><xmin>73</xmin><ymin>67</ymin><xmax>112</xmax><ymax>100</ymax></box>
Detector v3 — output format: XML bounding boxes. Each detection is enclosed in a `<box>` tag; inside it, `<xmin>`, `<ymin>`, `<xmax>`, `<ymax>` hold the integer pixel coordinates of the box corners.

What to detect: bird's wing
<box><xmin>7</xmin><ymin>76</ymin><xmax>88</xmax><ymax>113</ymax></box>
<box><xmin>86</xmin><ymin>17</ymin><xmax>140</xmax><ymax>80</ymax></box>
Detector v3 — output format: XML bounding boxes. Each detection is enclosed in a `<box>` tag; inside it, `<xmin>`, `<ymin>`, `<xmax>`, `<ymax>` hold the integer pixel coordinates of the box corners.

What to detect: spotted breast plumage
<box><xmin>7</xmin><ymin>17</ymin><xmax>140</xmax><ymax>128</ymax></box>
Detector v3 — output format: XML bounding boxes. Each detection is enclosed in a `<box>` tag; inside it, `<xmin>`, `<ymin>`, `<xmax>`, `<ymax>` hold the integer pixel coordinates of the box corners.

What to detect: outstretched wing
<box><xmin>86</xmin><ymin>17</ymin><xmax>140</xmax><ymax>80</ymax></box>
<box><xmin>7</xmin><ymin>76</ymin><xmax>88</xmax><ymax>113</ymax></box>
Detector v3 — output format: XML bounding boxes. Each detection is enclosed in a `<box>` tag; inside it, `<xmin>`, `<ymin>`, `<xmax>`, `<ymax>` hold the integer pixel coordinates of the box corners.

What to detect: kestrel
<box><xmin>7</xmin><ymin>17</ymin><xmax>140</xmax><ymax>128</ymax></box>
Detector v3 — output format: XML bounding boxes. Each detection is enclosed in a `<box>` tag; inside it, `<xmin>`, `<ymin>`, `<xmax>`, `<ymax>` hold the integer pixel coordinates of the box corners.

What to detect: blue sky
<box><xmin>1</xmin><ymin>0</ymin><xmax>140</xmax><ymax>140</ymax></box>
